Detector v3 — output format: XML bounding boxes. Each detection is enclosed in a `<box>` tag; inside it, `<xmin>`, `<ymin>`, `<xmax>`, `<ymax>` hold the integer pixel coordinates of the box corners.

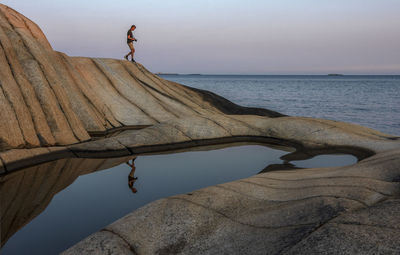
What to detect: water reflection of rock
<box><xmin>260</xmin><ymin>147</ymin><xmax>364</xmax><ymax>174</ymax></box>
<box><xmin>0</xmin><ymin>157</ymin><xmax>132</xmax><ymax>247</ymax></box>
<box><xmin>259</xmin><ymin>162</ymin><xmax>301</xmax><ymax>173</ymax></box>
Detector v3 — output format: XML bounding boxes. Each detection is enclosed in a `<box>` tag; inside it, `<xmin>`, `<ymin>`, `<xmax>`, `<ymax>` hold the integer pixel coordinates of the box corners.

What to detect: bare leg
<box><xmin>128</xmin><ymin>158</ymin><xmax>138</xmax><ymax>193</ymax></box>
<box><xmin>128</xmin><ymin>158</ymin><xmax>137</xmax><ymax>179</ymax></box>
<box><xmin>125</xmin><ymin>42</ymin><xmax>135</xmax><ymax>61</ymax></box>
<box><xmin>130</xmin><ymin>46</ymin><xmax>135</xmax><ymax>61</ymax></box>
<box><xmin>125</xmin><ymin>52</ymin><xmax>132</xmax><ymax>60</ymax></box>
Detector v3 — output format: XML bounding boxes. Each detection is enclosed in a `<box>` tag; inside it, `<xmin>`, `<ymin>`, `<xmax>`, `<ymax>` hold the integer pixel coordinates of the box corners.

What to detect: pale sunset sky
<box><xmin>2</xmin><ymin>0</ymin><xmax>400</xmax><ymax>74</ymax></box>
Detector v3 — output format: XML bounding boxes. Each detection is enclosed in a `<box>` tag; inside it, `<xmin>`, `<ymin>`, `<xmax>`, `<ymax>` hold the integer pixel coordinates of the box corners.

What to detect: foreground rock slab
<box><xmin>62</xmin><ymin>149</ymin><xmax>400</xmax><ymax>255</ymax></box>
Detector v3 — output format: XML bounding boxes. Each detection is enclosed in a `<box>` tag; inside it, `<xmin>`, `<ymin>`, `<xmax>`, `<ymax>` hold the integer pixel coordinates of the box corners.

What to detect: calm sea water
<box><xmin>161</xmin><ymin>75</ymin><xmax>400</xmax><ymax>136</ymax></box>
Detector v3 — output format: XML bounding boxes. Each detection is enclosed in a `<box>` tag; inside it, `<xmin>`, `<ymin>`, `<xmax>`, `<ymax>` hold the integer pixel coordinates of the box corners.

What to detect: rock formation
<box><xmin>63</xmin><ymin>150</ymin><xmax>400</xmax><ymax>254</ymax></box>
<box><xmin>1</xmin><ymin>4</ymin><xmax>400</xmax><ymax>254</ymax></box>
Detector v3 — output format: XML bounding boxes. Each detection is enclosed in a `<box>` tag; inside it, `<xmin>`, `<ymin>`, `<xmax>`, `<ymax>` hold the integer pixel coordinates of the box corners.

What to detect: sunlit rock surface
<box><xmin>1</xmin><ymin>4</ymin><xmax>400</xmax><ymax>254</ymax></box>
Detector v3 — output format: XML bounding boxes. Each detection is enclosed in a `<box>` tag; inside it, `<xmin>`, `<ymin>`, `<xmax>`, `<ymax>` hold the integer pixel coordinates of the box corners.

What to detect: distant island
<box><xmin>155</xmin><ymin>72</ymin><xmax>179</xmax><ymax>75</ymax></box>
<box><xmin>156</xmin><ymin>73</ymin><xmax>202</xmax><ymax>76</ymax></box>
<box><xmin>157</xmin><ymin>73</ymin><xmax>348</xmax><ymax>76</ymax></box>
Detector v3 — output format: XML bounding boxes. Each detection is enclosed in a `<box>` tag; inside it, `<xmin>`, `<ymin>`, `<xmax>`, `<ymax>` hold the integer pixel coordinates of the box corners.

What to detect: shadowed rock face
<box><xmin>1</xmin><ymin>4</ymin><xmax>400</xmax><ymax>255</ymax></box>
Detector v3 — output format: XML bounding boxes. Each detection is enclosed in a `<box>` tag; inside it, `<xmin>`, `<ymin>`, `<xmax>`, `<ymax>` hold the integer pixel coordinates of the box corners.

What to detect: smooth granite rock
<box><xmin>1</xmin><ymin>4</ymin><xmax>400</xmax><ymax>254</ymax></box>
<box><xmin>62</xmin><ymin>150</ymin><xmax>400</xmax><ymax>255</ymax></box>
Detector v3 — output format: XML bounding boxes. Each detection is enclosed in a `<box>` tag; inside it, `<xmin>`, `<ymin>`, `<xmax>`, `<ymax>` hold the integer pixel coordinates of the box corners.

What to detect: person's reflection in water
<box><xmin>126</xmin><ymin>158</ymin><xmax>138</xmax><ymax>193</ymax></box>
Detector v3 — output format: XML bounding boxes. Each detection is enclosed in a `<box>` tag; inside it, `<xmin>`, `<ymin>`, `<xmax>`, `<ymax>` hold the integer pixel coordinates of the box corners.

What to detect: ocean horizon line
<box><xmin>157</xmin><ymin>73</ymin><xmax>400</xmax><ymax>76</ymax></box>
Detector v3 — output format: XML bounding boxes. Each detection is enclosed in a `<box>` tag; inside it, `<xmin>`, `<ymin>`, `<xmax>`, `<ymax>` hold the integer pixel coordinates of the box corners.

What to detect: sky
<box><xmin>2</xmin><ymin>0</ymin><xmax>400</xmax><ymax>74</ymax></box>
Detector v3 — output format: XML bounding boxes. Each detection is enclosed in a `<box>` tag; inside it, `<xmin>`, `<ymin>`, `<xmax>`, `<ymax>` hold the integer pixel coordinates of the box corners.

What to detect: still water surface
<box><xmin>161</xmin><ymin>75</ymin><xmax>400</xmax><ymax>135</ymax></box>
<box><xmin>1</xmin><ymin>144</ymin><xmax>356</xmax><ymax>254</ymax></box>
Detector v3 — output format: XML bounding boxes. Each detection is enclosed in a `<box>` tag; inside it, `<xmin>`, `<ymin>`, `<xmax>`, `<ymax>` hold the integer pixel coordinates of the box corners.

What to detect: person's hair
<box><xmin>131</xmin><ymin>25</ymin><xmax>136</xmax><ymax>29</ymax></box>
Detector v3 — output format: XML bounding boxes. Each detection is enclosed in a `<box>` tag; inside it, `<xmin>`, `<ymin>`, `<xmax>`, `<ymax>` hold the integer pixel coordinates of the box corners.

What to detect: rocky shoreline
<box><xmin>1</xmin><ymin>4</ymin><xmax>400</xmax><ymax>254</ymax></box>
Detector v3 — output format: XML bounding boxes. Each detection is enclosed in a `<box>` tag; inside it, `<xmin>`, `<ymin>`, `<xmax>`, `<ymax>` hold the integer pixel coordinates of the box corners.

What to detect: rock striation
<box><xmin>63</xmin><ymin>150</ymin><xmax>400</xmax><ymax>254</ymax></box>
<box><xmin>1</xmin><ymin>4</ymin><xmax>400</xmax><ymax>254</ymax></box>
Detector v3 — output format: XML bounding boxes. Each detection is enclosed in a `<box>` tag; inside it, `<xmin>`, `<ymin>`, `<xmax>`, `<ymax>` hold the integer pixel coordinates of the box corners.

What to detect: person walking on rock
<box><xmin>124</xmin><ymin>25</ymin><xmax>137</xmax><ymax>62</ymax></box>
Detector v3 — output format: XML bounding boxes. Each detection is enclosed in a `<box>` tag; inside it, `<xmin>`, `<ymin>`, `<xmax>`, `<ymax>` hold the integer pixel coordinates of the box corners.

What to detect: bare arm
<box><xmin>128</xmin><ymin>35</ymin><xmax>137</xmax><ymax>41</ymax></box>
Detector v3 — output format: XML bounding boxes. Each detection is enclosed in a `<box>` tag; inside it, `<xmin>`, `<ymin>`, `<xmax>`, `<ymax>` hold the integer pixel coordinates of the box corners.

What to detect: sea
<box><xmin>160</xmin><ymin>74</ymin><xmax>400</xmax><ymax>136</ymax></box>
